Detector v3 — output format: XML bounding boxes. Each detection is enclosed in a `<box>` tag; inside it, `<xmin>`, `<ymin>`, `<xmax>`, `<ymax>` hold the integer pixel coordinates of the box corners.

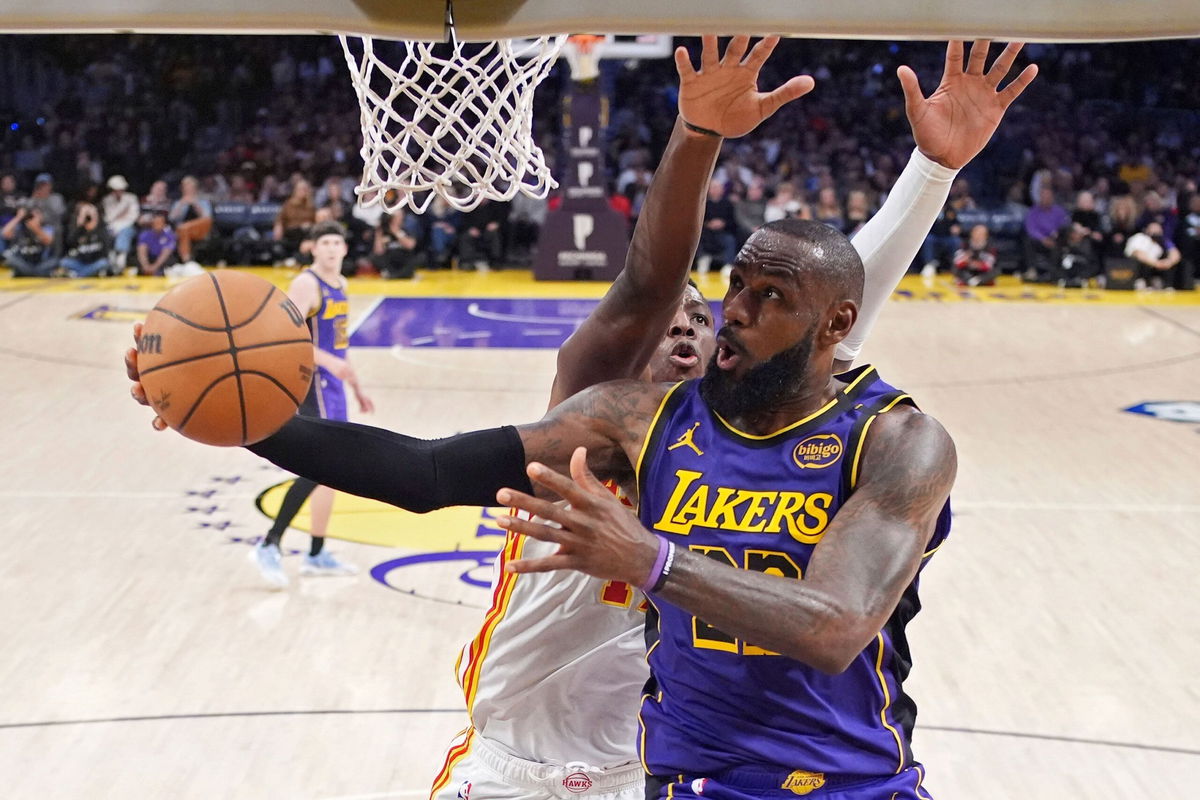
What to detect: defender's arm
<box><xmin>549</xmin><ymin>36</ymin><xmax>813</xmax><ymax>408</ymax></box>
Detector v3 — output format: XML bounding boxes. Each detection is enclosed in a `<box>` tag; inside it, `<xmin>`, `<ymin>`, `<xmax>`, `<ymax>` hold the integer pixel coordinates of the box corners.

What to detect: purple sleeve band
<box><xmin>641</xmin><ymin>535</ymin><xmax>670</xmax><ymax>594</ymax></box>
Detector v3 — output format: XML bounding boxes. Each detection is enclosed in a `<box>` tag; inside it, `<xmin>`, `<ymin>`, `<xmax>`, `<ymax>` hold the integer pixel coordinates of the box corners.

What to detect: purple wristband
<box><xmin>641</xmin><ymin>536</ymin><xmax>670</xmax><ymax>594</ymax></box>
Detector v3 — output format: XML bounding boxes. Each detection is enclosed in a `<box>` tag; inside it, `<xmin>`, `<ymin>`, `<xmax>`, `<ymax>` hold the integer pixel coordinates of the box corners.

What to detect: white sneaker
<box><xmin>920</xmin><ymin>262</ymin><xmax>938</xmax><ymax>279</ymax></box>
<box><xmin>180</xmin><ymin>261</ymin><xmax>204</xmax><ymax>277</ymax></box>
<box><xmin>251</xmin><ymin>542</ymin><xmax>288</xmax><ymax>589</ymax></box>
<box><xmin>300</xmin><ymin>551</ymin><xmax>358</xmax><ymax>577</ymax></box>
<box><xmin>695</xmin><ymin>254</ymin><xmax>713</xmax><ymax>275</ymax></box>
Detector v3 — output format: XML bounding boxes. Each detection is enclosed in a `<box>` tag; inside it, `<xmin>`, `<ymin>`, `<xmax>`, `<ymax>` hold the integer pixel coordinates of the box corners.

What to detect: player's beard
<box><xmin>699</xmin><ymin>326</ymin><xmax>816</xmax><ymax>421</ymax></box>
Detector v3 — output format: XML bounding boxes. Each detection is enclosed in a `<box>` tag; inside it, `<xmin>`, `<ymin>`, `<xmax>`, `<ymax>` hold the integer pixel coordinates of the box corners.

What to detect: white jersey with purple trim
<box><xmin>440</xmin><ymin>485</ymin><xmax>645</xmax><ymax>776</ymax></box>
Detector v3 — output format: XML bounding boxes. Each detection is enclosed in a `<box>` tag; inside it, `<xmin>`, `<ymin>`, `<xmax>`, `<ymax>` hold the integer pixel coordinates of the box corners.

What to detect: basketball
<box><xmin>136</xmin><ymin>271</ymin><xmax>315</xmax><ymax>446</ymax></box>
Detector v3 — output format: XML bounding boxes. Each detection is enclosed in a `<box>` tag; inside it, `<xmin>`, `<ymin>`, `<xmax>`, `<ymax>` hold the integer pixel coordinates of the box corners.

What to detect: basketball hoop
<box><xmin>339</xmin><ymin>29</ymin><xmax>567</xmax><ymax>214</ymax></box>
<box><xmin>563</xmin><ymin>34</ymin><xmax>606</xmax><ymax>82</ymax></box>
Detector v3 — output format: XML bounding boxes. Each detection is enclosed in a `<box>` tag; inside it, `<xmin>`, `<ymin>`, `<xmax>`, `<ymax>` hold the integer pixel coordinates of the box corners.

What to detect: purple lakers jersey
<box><xmin>305</xmin><ymin>269</ymin><xmax>349</xmax><ymax>375</ymax></box>
<box><xmin>635</xmin><ymin>365</ymin><xmax>951</xmax><ymax>778</ymax></box>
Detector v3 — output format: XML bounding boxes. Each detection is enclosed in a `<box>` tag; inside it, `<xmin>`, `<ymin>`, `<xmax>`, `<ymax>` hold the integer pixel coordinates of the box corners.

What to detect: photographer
<box><xmin>2</xmin><ymin>204</ymin><xmax>58</xmax><ymax>277</ymax></box>
<box><xmin>61</xmin><ymin>202</ymin><xmax>113</xmax><ymax>278</ymax></box>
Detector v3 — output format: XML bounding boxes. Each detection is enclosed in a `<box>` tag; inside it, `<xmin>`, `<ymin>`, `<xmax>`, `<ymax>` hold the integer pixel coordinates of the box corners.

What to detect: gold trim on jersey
<box><xmin>635</xmin><ymin>381</ymin><xmax>687</xmax><ymax>489</ymax></box>
<box><xmin>914</xmin><ymin>764</ymin><xmax>934</xmax><ymax>800</ymax></box>
<box><xmin>849</xmin><ymin>394</ymin><xmax>912</xmax><ymax>489</ymax></box>
<box><xmin>711</xmin><ymin>366</ymin><xmax>878</xmax><ymax>441</ymax></box>
<box><xmin>873</xmin><ymin>632</ymin><xmax>907</xmax><ymax>773</ymax></box>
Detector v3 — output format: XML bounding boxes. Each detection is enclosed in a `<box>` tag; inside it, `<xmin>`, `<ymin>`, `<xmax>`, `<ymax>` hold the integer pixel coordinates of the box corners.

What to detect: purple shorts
<box><xmin>299</xmin><ymin>371</ymin><xmax>348</xmax><ymax>422</ymax></box>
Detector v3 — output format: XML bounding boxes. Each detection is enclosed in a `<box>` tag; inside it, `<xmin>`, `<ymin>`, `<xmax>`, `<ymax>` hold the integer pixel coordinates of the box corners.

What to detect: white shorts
<box><xmin>430</xmin><ymin>728</ymin><xmax>645</xmax><ymax>800</ymax></box>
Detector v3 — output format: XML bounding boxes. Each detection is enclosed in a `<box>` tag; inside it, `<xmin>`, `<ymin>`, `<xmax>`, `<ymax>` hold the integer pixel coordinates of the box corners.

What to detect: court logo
<box><xmin>563</xmin><ymin>772</ymin><xmax>593</xmax><ymax>793</ymax></box>
<box><xmin>792</xmin><ymin>434</ymin><xmax>842</xmax><ymax>469</ymax></box>
<box><xmin>781</xmin><ymin>770</ymin><xmax>826</xmax><ymax>795</ymax></box>
<box><xmin>1123</xmin><ymin>401</ymin><xmax>1200</xmax><ymax>424</ymax></box>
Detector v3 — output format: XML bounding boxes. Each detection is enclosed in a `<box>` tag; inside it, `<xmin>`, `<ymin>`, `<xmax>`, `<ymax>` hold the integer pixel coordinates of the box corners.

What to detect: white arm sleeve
<box><xmin>836</xmin><ymin>148</ymin><xmax>959</xmax><ymax>363</ymax></box>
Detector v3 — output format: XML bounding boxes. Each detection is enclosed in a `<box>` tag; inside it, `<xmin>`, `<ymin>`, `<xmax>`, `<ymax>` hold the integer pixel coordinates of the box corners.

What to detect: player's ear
<box><xmin>821</xmin><ymin>300</ymin><xmax>858</xmax><ymax>347</ymax></box>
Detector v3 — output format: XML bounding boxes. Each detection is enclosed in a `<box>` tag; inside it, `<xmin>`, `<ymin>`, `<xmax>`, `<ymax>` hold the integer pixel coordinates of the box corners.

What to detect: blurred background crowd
<box><xmin>0</xmin><ymin>34</ymin><xmax>1196</xmax><ymax>289</ymax></box>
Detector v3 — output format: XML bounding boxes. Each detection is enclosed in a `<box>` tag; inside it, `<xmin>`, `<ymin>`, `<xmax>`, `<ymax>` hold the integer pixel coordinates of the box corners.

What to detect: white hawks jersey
<box><xmin>452</xmin><ymin>485</ymin><xmax>647</xmax><ymax>768</ymax></box>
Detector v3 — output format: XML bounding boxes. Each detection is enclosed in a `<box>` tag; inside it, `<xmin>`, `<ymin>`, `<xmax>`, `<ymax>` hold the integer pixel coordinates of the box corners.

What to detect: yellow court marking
<box><xmin>6</xmin><ymin>267</ymin><xmax>1200</xmax><ymax>305</ymax></box>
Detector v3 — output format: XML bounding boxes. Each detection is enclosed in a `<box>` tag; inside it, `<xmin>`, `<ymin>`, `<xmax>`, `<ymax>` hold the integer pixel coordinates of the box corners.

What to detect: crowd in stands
<box><xmin>0</xmin><ymin>34</ymin><xmax>1197</xmax><ymax>289</ymax></box>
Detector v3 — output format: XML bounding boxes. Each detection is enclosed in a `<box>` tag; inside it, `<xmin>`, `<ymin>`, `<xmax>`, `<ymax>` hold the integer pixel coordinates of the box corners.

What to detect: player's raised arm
<box><xmin>834</xmin><ymin>40</ymin><xmax>1038</xmax><ymax>371</ymax></box>
<box><xmin>549</xmin><ymin>35</ymin><xmax>813</xmax><ymax>407</ymax></box>
<box><xmin>501</xmin><ymin>407</ymin><xmax>955</xmax><ymax>674</ymax></box>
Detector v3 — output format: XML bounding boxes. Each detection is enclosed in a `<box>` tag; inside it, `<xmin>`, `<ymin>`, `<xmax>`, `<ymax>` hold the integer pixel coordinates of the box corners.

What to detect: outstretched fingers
<box><xmin>999</xmin><ymin>63</ymin><xmax>1039</xmax><ymax>107</ymax></box>
<box><xmin>700</xmin><ymin>34</ymin><xmax>719</xmax><ymax>70</ymax></box>
<box><xmin>896</xmin><ymin>65</ymin><xmax>925</xmax><ymax>116</ymax></box>
<box><xmin>741</xmin><ymin>35</ymin><xmax>780</xmax><ymax>71</ymax></box>
<box><xmin>941</xmin><ymin>40</ymin><xmax>965</xmax><ymax>83</ymax></box>
<box><xmin>673</xmin><ymin>46</ymin><xmax>696</xmax><ymax>79</ymax></box>
<box><xmin>721</xmin><ymin>34</ymin><xmax>750</xmax><ymax>66</ymax></box>
<box><xmin>498</xmin><ymin>512</ymin><xmax>568</xmax><ymax>547</ymax></box>
<box><xmin>758</xmin><ymin>74</ymin><xmax>815</xmax><ymax>119</ymax></box>
<box><xmin>985</xmin><ymin>42</ymin><xmax>1025</xmax><ymax>86</ymax></box>
<box><xmin>965</xmin><ymin>39</ymin><xmax>992</xmax><ymax>75</ymax></box>
<box><xmin>496</xmin><ymin>484</ymin><xmax>571</xmax><ymax>526</ymax></box>
<box><xmin>507</xmin><ymin>552</ymin><xmax>575</xmax><ymax>574</ymax></box>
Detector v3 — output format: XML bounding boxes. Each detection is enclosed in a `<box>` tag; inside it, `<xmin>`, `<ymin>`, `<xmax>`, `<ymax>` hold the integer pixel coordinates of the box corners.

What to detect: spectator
<box><xmin>507</xmin><ymin>192</ymin><xmax>546</xmax><ymax>267</ymax></box>
<box><xmin>102</xmin><ymin>175</ymin><xmax>140</xmax><ymax>272</ymax></box>
<box><xmin>458</xmin><ymin>198</ymin><xmax>507</xmax><ymax>271</ymax></box>
<box><xmin>316</xmin><ymin>175</ymin><xmax>353</xmax><ymax>225</ymax></box>
<box><xmin>140</xmin><ymin>180</ymin><xmax>172</xmax><ymax>222</ymax></box>
<box><xmin>168</xmin><ymin>176</ymin><xmax>213</xmax><ymax>268</ymax></box>
<box><xmin>732</xmin><ymin>180</ymin><xmax>767</xmax><ymax>242</ymax></box>
<box><xmin>61</xmin><ymin>202</ymin><xmax>112</xmax><ymax>277</ymax></box>
<box><xmin>273</xmin><ymin>177</ymin><xmax>316</xmax><ymax>264</ymax></box>
<box><xmin>843</xmin><ymin>189</ymin><xmax>872</xmax><ymax>237</ymax></box>
<box><xmin>136</xmin><ymin>212</ymin><xmax>178</xmax><ymax>276</ymax></box>
<box><xmin>813</xmin><ymin>186</ymin><xmax>845</xmax><ymax>231</ymax></box>
<box><xmin>762</xmin><ymin>181</ymin><xmax>805</xmax><ymax>223</ymax></box>
<box><xmin>696</xmin><ymin>179</ymin><xmax>738</xmax><ymax>273</ymax></box>
<box><xmin>2</xmin><ymin>206</ymin><xmax>58</xmax><ymax>277</ymax></box>
<box><xmin>921</xmin><ymin>199</ymin><xmax>964</xmax><ymax>276</ymax></box>
<box><xmin>1104</xmin><ymin>194</ymin><xmax>1139</xmax><ymax>262</ymax></box>
<box><xmin>952</xmin><ymin>224</ymin><xmax>998</xmax><ymax>287</ymax></box>
<box><xmin>372</xmin><ymin>209</ymin><xmax>420</xmax><ymax>279</ymax></box>
<box><xmin>28</xmin><ymin>173</ymin><xmax>67</xmax><ymax>235</ymax></box>
<box><xmin>1023</xmin><ymin>187</ymin><xmax>1069</xmax><ymax>282</ymax></box>
<box><xmin>0</xmin><ymin>174</ymin><xmax>24</xmax><ymax>226</ymax></box>
<box><xmin>1177</xmin><ymin>193</ymin><xmax>1200</xmax><ymax>287</ymax></box>
<box><xmin>1125</xmin><ymin>220</ymin><xmax>1188</xmax><ymax>291</ymax></box>
<box><xmin>1136</xmin><ymin>190</ymin><xmax>1178</xmax><ymax>242</ymax></box>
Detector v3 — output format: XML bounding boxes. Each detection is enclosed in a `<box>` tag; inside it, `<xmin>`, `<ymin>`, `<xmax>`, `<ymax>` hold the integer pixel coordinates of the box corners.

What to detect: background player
<box><xmin>252</xmin><ymin>220</ymin><xmax>374</xmax><ymax>588</ymax></box>
<box><xmin>127</xmin><ymin>38</ymin><xmax>1034</xmax><ymax>798</ymax></box>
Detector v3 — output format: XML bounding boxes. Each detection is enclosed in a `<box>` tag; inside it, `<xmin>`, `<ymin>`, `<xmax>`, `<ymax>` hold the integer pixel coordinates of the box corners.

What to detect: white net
<box><xmin>339</xmin><ymin>34</ymin><xmax>567</xmax><ymax>214</ymax></box>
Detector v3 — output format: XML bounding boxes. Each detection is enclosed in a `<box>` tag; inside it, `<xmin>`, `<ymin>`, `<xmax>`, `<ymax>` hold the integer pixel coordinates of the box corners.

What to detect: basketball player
<box><xmin>127</xmin><ymin>39</ymin><xmax>1034</xmax><ymax>799</ymax></box>
<box><xmin>251</xmin><ymin>219</ymin><xmax>374</xmax><ymax>587</ymax></box>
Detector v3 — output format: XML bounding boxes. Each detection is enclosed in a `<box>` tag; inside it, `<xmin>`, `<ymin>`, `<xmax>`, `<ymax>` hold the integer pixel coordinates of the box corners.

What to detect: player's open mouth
<box><xmin>715</xmin><ymin>334</ymin><xmax>741</xmax><ymax>371</ymax></box>
<box><xmin>669</xmin><ymin>341</ymin><xmax>700</xmax><ymax>369</ymax></box>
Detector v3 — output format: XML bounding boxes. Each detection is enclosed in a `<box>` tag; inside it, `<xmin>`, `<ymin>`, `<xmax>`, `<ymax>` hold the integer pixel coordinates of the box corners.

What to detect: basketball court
<box><xmin>0</xmin><ymin>269</ymin><xmax>1196</xmax><ymax>798</ymax></box>
<box><xmin>2</xmin><ymin>1</ymin><xmax>1200</xmax><ymax>797</ymax></box>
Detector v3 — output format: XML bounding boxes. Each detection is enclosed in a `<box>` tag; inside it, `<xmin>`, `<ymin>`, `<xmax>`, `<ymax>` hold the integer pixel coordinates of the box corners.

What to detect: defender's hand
<box><xmin>675</xmin><ymin>35</ymin><xmax>815</xmax><ymax>139</ymax></box>
<box><xmin>899</xmin><ymin>40</ymin><xmax>1039</xmax><ymax>169</ymax></box>
<box><xmin>499</xmin><ymin>448</ymin><xmax>661</xmax><ymax>587</ymax></box>
<box><xmin>126</xmin><ymin>322</ymin><xmax>168</xmax><ymax>432</ymax></box>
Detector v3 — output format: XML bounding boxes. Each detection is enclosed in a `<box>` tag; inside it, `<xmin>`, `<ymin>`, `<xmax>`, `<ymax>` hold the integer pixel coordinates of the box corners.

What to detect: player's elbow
<box><xmin>796</xmin><ymin>602</ymin><xmax>882</xmax><ymax>675</ymax></box>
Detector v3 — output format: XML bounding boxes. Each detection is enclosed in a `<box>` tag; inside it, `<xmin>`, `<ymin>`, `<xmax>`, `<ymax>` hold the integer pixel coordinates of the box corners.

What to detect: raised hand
<box><xmin>898</xmin><ymin>40</ymin><xmax>1039</xmax><ymax>169</ymax></box>
<box><xmin>675</xmin><ymin>35</ymin><xmax>815</xmax><ymax>139</ymax></box>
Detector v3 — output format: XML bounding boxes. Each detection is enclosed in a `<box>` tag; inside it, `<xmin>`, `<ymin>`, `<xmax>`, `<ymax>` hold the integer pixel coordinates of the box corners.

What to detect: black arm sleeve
<box><xmin>246</xmin><ymin>416</ymin><xmax>533</xmax><ymax>513</ymax></box>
